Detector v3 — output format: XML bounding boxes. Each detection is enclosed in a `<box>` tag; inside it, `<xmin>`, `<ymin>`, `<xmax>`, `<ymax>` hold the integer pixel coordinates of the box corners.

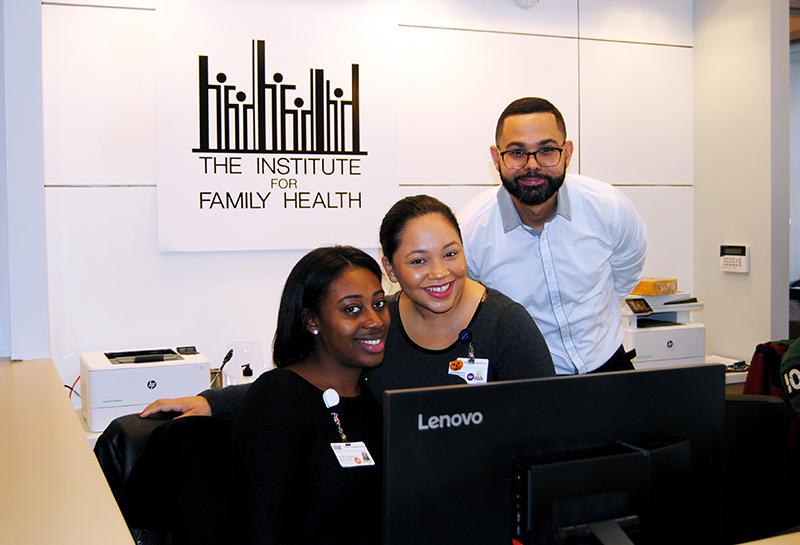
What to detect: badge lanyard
<box><xmin>322</xmin><ymin>388</ymin><xmax>348</xmax><ymax>441</ymax></box>
<box><xmin>450</xmin><ymin>329</ymin><xmax>489</xmax><ymax>385</ymax></box>
<box><xmin>459</xmin><ymin>328</ymin><xmax>475</xmax><ymax>363</ymax></box>
<box><xmin>323</xmin><ymin>388</ymin><xmax>375</xmax><ymax>468</ymax></box>
<box><xmin>330</xmin><ymin>412</ymin><xmax>348</xmax><ymax>442</ymax></box>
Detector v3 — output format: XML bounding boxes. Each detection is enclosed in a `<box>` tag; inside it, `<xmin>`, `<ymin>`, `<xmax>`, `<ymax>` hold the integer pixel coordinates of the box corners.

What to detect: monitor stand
<box><xmin>512</xmin><ymin>439</ymin><xmax>691</xmax><ymax>545</ymax></box>
<box><xmin>588</xmin><ymin>520</ymin><xmax>636</xmax><ymax>545</ymax></box>
<box><xmin>560</xmin><ymin>515</ymin><xmax>639</xmax><ymax>545</ymax></box>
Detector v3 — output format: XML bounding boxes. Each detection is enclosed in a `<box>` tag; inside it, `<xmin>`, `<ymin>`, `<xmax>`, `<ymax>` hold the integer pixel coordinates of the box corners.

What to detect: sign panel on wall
<box><xmin>156</xmin><ymin>0</ymin><xmax>398</xmax><ymax>251</ymax></box>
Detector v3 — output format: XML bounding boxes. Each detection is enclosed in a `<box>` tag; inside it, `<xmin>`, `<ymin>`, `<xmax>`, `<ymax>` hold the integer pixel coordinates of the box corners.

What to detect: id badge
<box><xmin>330</xmin><ymin>441</ymin><xmax>375</xmax><ymax>468</ymax></box>
<box><xmin>448</xmin><ymin>357</ymin><xmax>489</xmax><ymax>384</ymax></box>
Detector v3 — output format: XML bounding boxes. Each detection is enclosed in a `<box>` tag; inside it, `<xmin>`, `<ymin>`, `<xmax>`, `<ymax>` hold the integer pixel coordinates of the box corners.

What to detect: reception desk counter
<box><xmin>0</xmin><ymin>358</ymin><xmax>132</xmax><ymax>545</ymax></box>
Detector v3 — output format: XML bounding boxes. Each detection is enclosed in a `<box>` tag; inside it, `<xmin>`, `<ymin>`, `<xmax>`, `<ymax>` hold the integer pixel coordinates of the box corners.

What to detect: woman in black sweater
<box><xmin>232</xmin><ymin>246</ymin><xmax>388</xmax><ymax>545</ymax></box>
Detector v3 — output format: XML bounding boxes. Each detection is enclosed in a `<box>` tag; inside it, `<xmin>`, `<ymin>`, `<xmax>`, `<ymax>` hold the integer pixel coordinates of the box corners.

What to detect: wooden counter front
<box><xmin>0</xmin><ymin>358</ymin><xmax>132</xmax><ymax>545</ymax></box>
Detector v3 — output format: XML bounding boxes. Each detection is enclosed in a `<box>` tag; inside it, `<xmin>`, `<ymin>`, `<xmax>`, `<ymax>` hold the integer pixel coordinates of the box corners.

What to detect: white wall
<box><xmin>40</xmin><ymin>0</ymin><xmax>695</xmax><ymax>393</ymax></box>
<box><xmin>2</xmin><ymin>0</ymin><xmax>50</xmax><ymax>360</ymax></box>
<box><xmin>0</xmin><ymin>0</ymin><xmax>9</xmax><ymax>357</ymax></box>
<box><xmin>791</xmin><ymin>46</ymin><xmax>800</xmax><ymax>284</ymax></box>
<box><xmin>694</xmin><ymin>0</ymin><xmax>790</xmax><ymax>360</ymax></box>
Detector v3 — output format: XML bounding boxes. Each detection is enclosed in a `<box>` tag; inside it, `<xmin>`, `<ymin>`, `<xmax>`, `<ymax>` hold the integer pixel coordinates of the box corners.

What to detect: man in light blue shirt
<box><xmin>460</xmin><ymin>97</ymin><xmax>646</xmax><ymax>374</ymax></box>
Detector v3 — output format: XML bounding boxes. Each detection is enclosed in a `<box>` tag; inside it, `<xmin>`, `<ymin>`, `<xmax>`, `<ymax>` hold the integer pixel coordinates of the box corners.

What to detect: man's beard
<box><xmin>500</xmin><ymin>168</ymin><xmax>565</xmax><ymax>206</ymax></box>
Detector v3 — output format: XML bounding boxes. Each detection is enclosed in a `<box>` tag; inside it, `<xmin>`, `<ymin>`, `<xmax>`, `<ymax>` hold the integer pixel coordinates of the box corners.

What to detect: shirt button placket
<box><xmin>540</xmin><ymin>231</ymin><xmax>584</xmax><ymax>373</ymax></box>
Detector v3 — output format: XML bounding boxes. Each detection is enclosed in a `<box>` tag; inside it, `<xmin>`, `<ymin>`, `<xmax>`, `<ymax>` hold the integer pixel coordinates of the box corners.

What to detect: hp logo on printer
<box><xmin>146</xmin><ymin>380</ymin><xmax>157</xmax><ymax>389</ymax></box>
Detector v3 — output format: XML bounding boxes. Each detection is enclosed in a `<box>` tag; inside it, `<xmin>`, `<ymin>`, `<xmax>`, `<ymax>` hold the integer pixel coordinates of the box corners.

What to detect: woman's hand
<box><xmin>139</xmin><ymin>396</ymin><xmax>212</xmax><ymax>418</ymax></box>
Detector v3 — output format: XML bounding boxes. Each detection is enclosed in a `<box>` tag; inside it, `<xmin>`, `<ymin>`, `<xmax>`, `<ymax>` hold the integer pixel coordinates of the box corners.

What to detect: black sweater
<box><xmin>232</xmin><ymin>368</ymin><xmax>381</xmax><ymax>545</ymax></box>
<box><xmin>363</xmin><ymin>288</ymin><xmax>554</xmax><ymax>394</ymax></box>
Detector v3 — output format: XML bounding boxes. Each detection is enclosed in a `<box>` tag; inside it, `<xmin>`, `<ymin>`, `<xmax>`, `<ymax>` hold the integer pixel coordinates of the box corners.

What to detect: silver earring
<box><xmin>390</xmin><ymin>274</ymin><xmax>397</xmax><ymax>282</ymax></box>
<box><xmin>311</xmin><ymin>329</ymin><xmax>319</xmax><ymax>336</ymax></box>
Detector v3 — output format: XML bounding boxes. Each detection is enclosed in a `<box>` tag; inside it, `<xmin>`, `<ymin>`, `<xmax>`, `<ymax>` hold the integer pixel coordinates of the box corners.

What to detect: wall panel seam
<box><xmin>44</xmin><ymin>184</ymin><xmax>157</xmax><ymax>188</ymax></box>
<box><xmin>41</xmin><ymin>2</ymin><xmax>155</xmax><ymax>11</ymax></box>
<box><xmin>394</xmin><ymin>183</ymin><xmax>693</xmax><ymax>188</ymax></box>
<box><xmin>398</xmin><ymin>24</ymin><xmax>693</xmax><ymax>49</ymax></box>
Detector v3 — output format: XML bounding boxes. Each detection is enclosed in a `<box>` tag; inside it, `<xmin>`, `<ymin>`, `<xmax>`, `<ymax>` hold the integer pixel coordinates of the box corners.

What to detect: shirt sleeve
<box><xmin>609</xmin><ymin>191</ymin><xmax>647</xmax><ymax>298</ymax></box>
<box><xmin>232</xmin><ymin>376</ymin><xmax>305</xmax><ymax>545</ymax></box>
<box><xmin>198</xmin><ymin>383</ymin><xmax>250</xmax><ymax>419</ymax></box>
<box><xmin>459</xmin><ymin>193</ymin><xmax>492</xmax><ymax>284</ymax></box>
<box><xmin>463</xmin><ymin>226</ymin><xmax>483</xmax><ymax>284</ymax></box>
<box><xmin>491</xmin><ymin>300</ymin><xmax>555</xmax><ymax>379</ymax></box>
<box><xmin>466</xmin><ymin>253</ymin><xmax>482</xmax><ymax>283</ymax></box>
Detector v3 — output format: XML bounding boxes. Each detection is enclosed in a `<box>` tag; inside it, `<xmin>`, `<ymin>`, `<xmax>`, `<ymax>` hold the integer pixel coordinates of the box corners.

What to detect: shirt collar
<box><xmin>496</xmin><ymin>179</ymin><xmax>572</xmax><ymax>234</ymax></box>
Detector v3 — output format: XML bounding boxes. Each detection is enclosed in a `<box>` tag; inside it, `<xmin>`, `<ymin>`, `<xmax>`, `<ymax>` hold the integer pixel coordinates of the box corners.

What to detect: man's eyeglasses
<box><xmin>499</xmin><ymin>146</ymin><xmax>564</xmax><ymax>169</ymax></box>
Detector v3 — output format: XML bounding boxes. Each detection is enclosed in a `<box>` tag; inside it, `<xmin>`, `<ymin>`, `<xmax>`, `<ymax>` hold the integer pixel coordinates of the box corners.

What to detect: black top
<box><xmin>362</xmin><ymin>288</ymin><xmax>555</xmax><ymax>395</ymax></box>
<box><xmin>232</xmin><ymin>368</ymin><xmax>381</xmax><ymax>545</ymax></box>
<box><xmin>202</xmin><ymin>383</ymin><xmax>249</xmax><ymax>419</ymax></box>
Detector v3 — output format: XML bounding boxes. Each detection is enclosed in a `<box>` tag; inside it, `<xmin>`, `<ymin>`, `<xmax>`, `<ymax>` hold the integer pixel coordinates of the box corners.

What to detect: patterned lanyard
<box><xmin>330</xmin><ymin>411</ymin><xmax>348</xmax><ymax>442</ymax></box>
<box><xmin>323</xmin><ymin>388</ymin><xmax>349</xmax><ymax>442</ymax></box>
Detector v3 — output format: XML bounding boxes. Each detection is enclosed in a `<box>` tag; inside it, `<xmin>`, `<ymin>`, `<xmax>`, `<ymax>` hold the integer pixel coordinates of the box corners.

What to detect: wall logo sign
<box><xmin>157</xmin><ymin>1</ymin><xmax>395</xmax><ymax>251</ymax></box>
<box><xmin>191</xmin><ymin>39</ymin><xmax>366</xmax><ymax>213</ymax></box>
<box><xmin>194</xmin><ymin>40</ymin><xmax>366</xmax><ymax>157</ymax></box>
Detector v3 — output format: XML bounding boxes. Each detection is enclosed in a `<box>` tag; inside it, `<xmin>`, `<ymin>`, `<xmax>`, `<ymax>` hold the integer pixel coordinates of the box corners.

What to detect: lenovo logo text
<box><xmin>417</xmin><ymin>411</ymin><xmax>484</xmax><ymax>431</ymax></box>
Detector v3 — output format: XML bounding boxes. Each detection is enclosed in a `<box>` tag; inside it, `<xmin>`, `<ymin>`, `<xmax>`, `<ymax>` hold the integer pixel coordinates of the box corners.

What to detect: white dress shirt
<box><xmin>459</xmin><ymin>174</ymin><xmax>647</xmax><ymax>374</ymax></box>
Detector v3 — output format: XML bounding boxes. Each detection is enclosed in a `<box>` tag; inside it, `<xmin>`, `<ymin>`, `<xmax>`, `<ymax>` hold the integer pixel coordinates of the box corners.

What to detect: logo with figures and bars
<box><xmin>193</xmin><ymin>39</ymin><xmax>366</xmax><ymax>156</ymax></box>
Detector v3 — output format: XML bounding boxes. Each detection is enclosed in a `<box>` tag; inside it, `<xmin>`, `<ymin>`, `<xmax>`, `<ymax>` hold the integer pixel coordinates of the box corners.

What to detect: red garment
<box><xmin>743</xmin><ymin>341</ymin><xmax>797</xmax><ymax>450</ymax></box>
<box><xmin>743</xmin><ymin>342</ymin><xmax>790</xmax><ymax>397</ymax></box>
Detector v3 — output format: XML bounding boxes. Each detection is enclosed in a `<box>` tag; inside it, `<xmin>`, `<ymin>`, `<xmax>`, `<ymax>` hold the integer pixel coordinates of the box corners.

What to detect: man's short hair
<box><xmin>495</xmin><ymin>97</ymin><xmax>567</xmax><ymax>143</ymax></box>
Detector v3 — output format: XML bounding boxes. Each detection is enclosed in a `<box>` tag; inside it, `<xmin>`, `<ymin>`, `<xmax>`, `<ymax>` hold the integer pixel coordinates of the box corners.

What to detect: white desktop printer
<box><xmin>621</xmin><ymin>293</ymin><xmax>705</xmax><ymax>369</ymax></box>
<box><xmin>80</xmin><ymin>347</ymin><xmax>210</xmax><ymax>432</ymax></box>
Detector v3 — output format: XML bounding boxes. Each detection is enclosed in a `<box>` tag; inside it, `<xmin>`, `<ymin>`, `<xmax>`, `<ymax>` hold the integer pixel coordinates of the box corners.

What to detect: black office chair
<box><xmin>721</xmin><ymin>394</ymin><xmax>798</xmax><ymax>544</ymax></box>
<box><xmin>94</xmin><ymin>413</ymin><xmax>233</xmax><ymax>545</ymax></box>
<box><xmin>94</xmin><ymin>413</ymin><xmax>176</xmax><ymax>510</ymax></box>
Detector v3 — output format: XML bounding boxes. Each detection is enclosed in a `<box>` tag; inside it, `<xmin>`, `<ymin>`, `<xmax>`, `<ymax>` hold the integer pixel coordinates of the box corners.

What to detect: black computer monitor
<box><xmin>383</xmin><ymin>366</ymin><xmax>724</xmax><ymax>545</ymax></box>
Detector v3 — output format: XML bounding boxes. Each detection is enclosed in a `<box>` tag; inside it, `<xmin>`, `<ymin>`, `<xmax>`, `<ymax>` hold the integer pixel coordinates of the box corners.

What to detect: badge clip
<box><xmin>458</xmin><ymin>329</ymin><xmax>475</xmax><ymax>364</ymax></box>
